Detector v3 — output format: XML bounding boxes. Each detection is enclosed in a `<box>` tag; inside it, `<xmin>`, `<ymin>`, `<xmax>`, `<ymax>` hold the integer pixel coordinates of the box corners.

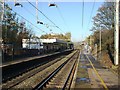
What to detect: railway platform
<box><xmin>74</xmin><ymin>53</ymin><xmax>119</xmax><ymax>89</ymax></box>
<box><xmin>1</xmin><ymin>52</ymin><xmax>58</xmax><ymax>68</ymax></box>
<box><xmin>1</xmin><ymin>49</ymin><xmax>72</xmax><ymax>68</ymax></box>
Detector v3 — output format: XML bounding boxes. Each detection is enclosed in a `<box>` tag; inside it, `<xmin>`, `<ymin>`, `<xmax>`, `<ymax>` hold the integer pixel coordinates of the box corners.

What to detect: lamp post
<box><xmin>36</xmin><ymin>0</ymin><xmax>43</xmax><ymax>25</ymax></box>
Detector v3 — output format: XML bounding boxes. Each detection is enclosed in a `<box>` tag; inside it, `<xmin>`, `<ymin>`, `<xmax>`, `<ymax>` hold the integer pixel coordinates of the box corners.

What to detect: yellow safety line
<box><xmin>86</xmin><ymin>55</ymin><xmax>109</xmax><ymax>90</ymax></box>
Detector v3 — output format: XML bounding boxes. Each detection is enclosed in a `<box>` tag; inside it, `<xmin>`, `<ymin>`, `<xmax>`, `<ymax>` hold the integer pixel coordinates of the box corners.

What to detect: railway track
<box><xmin>34</xmin><ymin>50</ymin><xmax>79</xmax><ymax>90</ymax></box>
<box><xmin>1</xmin><ymin>50</ymin><xmax>79</xmax><ymax>89</ymax></box>
<box><xmin>2</xmin><ymin>50</ymin><xmax>71</xmax><ymax>83</ymax></box>
<box><xmin>2</xmin><ymin>56</ymin><xmax>66</xmax><ymax>89</ymax></box>
<box><xmin>1</xmin><ymin>50</ymin><xmax>76</xmax><ymax>89</ymax></box>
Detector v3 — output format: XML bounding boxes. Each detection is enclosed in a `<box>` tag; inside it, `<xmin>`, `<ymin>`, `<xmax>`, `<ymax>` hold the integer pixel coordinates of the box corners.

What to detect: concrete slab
<box><xmin>74</xmin><ymin>54</ymin><xmax>119</xmax><ymax>89</ymax></box>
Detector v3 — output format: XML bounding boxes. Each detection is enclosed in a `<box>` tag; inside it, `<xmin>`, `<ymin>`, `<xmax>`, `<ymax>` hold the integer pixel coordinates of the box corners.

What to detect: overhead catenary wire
<box><xmin>23</xmin><ymin>9</ymin><xmax>56</xmax><ymax>34</ymax></box>
<box><xmin>13</xmin><ymin>0</ymin><xmax>35</xmax><ymax>18</ymax></box>
<box><xmin>0</xmin><ymin>1</ymin><xmax>45</xmax><ymax>34</ymax></box>
<box><xmin>87</xmin><ymin>0</ymin><xmax>95</xmax><ymax>30</ymax></box>
<box><xmin>12</xmin><ymin>11</ymin><xmax>46</xmax><ymax>33</ymax></box>
<box><xmin>22</xmin><ymin>5</ymin><xmax>36</xmax><ymax>18</ymax></box>
<box><xmin>56</xmin><ymin>5</ymin><xmax>69</xmax><ymax>31</ymax></box>
<box><xmin>35</xmin><ymin>0</ymin><xmax>57</xmax><ymax>33</ymax></box>
<box><xmin>26</xmin><ymin>0</ymin><xmax>65</xmax><ymax>34</ymax></box>
<box><xmin>2</xmin><ymin>2</ymin><xmax>47</xmax><ymax>34</ymax></box>
<box><xmin>48</xmin><ymin>2</ymin><xmax>69</xmax><ymax>33</ymax></box>
<box><xmin>18</xmin><ymin>2</ymin><xmax>56</xmax><ymax>33</ymax></box>
<box><xmin>36</xmin><ymin>0</ymin><xmax>39</xmax><ymax>21</ymax></box>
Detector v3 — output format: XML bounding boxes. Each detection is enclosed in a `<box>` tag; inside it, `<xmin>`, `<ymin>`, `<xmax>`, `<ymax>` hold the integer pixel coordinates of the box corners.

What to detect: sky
<box><xmin>6</xmin><ymin>1</ymin><xmax>104</xmax><ymax>42</ymax></box>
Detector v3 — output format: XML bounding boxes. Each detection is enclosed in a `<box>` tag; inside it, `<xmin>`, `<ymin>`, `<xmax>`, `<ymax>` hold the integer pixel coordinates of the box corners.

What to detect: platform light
<box><xmin>37</xmin><ymin>21</ymin><xmax>44</xmax><ymax>24</ymax></box>
<box><xmin>48</xmin><ymin>3</ymin><xmax>57</xmax><ymax>7</ymax></box>
<box><xmin>14</xmin><ymin>3</ymin><xmax>23</xmax><ymax>7</ymax></box>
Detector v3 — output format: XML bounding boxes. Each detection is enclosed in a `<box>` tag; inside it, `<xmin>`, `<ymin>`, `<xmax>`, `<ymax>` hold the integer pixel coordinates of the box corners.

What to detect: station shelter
<box><xmin>40</xmin><ymin>39</ymin><xmax>67</xmax><ymax>52</ymax></box>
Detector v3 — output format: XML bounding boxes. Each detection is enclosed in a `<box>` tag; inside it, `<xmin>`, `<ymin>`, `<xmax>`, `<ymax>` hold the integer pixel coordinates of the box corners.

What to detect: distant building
<box><xmin>22</xmin><ymin>39</ymin><xmax>43</xmax><ymax>49</ymax></box>
<box><xmin>22</xmin><ymin>38</ymin><xmax>67</xmax><ymax>50</ymax></box>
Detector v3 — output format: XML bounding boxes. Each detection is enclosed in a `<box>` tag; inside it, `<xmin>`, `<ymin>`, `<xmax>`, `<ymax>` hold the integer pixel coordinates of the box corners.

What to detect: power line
<box><xmin>22</xmin><ymin>5</ymin><xmax>36</xmax><ymax>18</ymax></box>
<box><xmin>2</xmin><ymin>2</ymin><xmax>47</xmax><ymax>34</ymax></box>
<box><xmin>87</xmin><ymin>0</ymin><xmax>95</xmax><ymax>30</ymax></box>
<box><xmin>19</xmin><ymin>4</ymin><xmax>56</xmax><ymax>33</ymax></box>
<box><xmin>36</xmin><ymin>0</ymin><xmax>39</xmax><ymax>21</ymax></box>
<box><xmin>56</xmin><ymin>5</ymin><xmax>69</xmax><ymax>31</ymax></box>
<box><xmin>12</xmin><ymin>10</ymin><xmax>46</xmax><ymax>33</ymax></box>
<box><xmin>26</xmin><ymin>0</ymin><xmax>65</xmax><ymax>34</ymax></box>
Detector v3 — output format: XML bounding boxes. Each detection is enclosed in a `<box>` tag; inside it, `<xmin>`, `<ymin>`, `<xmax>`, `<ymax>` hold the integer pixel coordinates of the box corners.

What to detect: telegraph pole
<box><xmin>115</xmin><ymin>0</ymin><xmax>119</xmax><ymax>65</ymax></box>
